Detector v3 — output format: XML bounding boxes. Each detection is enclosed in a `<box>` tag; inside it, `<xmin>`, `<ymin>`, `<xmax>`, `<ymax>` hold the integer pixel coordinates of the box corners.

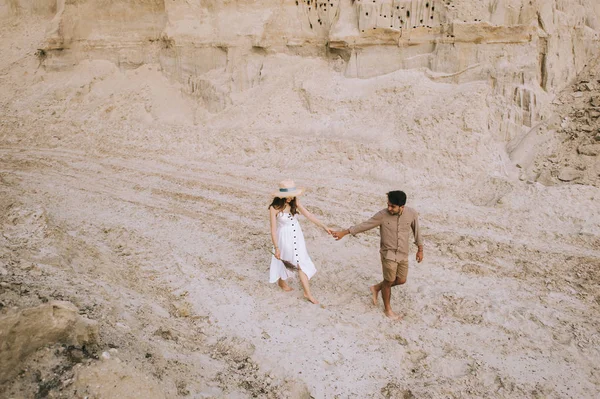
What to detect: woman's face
<box><xmin>285</xmin><ymin>197</ymin><xmax>294</xmax><ymax>204</ymax></box>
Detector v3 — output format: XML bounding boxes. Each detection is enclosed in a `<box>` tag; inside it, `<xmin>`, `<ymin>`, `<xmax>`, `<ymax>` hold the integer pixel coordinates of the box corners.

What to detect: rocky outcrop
<box><xmin>72</xmin><ymin>357</ymin><xmax>167</xmax><ymax>399</ymax></box>
<box><xmin>0</xmin><ymin>301</ymin><xmax>98</xmax><ymax>384</ymax></box>
<box><xmin>529</xmin><ymin>56</ymin><xmax>600</xmax><ymax>186</ymax></box>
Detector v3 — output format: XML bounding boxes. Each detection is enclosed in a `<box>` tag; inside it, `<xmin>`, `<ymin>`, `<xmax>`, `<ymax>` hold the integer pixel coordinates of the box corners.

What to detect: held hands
<box><xmin>323</xmin><ymin>226</ymin><xmax>333</xmax><ymax>235</ymax></box>
<box><xmin>331</xmin><ymin>230</ymin><xmax>348</xmax><ymax>241</ymax></box>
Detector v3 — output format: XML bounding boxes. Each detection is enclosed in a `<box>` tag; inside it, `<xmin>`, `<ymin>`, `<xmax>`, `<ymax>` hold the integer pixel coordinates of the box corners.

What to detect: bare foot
<box><xmin>304</xmin><ymin>293</ymin><xmax>320</xmax><ymax>304</ymax></box>
<box><xmin>370</xmin><ymin>285</ymin><xmax>380</xmax><ymax>306</ymax></box>
<box><xmin>384</xmin><ymin>310</ymin><xmax>402</xmax><ymax>321</ymax></box>
<box><xmin>278</xmin><ymin>280</ymin><xmax>293</xmax><ymax>292</ymax></box>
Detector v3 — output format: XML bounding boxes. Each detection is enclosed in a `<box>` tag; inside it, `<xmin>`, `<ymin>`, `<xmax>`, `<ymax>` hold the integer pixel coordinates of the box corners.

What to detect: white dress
<box><xmin>269</xmin><ymin>211</ymin><xmax>317</xmax><ymax>283</ymax></box>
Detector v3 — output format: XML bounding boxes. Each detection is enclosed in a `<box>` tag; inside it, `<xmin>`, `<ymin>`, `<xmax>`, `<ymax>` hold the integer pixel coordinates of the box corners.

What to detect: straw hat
<box><xmin>271</xmin><ymin>179</ymin><xmax>304</xmax><ymax>198</ymax></box>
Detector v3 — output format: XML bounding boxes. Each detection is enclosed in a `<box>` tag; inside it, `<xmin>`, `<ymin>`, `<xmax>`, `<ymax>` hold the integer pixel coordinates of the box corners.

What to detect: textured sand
<box><xmin>1</xmin><ymin>13</ymin><xmax>599</xmax><ymax>399</ymax></box>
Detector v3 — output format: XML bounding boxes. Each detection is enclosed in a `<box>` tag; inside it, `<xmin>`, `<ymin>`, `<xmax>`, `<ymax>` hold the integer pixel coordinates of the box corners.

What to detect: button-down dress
<box><xmin>269</xmin><ymin>212</ymin><xmax>317</xmax><ymax>283</ymax></box>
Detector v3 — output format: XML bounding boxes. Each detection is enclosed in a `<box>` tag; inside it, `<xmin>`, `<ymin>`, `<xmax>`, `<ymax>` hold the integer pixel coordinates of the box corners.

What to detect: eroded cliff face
<box><xmin>1</xmin><ymin>0</ymin><xmax>599</xmax><ymax>179</ymax></box>
<box><xmin>12</xmin><ymin>1</ymin><xmax>594</xmax><ymax>139</ymax></box>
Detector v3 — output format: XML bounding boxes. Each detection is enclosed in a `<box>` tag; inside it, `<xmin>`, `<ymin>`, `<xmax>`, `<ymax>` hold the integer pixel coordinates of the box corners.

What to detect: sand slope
<box><xmin>1</xmin><ymin>10</ymin><xmax>599</xmax><ymax>399</ymax></box>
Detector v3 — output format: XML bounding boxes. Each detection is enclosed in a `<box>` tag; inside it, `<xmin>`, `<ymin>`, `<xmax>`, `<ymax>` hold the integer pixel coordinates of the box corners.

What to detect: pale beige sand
<box><xmin>1</xmin><ymin>12</ymin><xmax>599</xmax><ymax>399</ymax></box>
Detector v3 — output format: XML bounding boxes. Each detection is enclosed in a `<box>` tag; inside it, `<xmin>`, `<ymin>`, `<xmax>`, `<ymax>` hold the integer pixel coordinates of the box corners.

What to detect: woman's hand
<box><xmin>274</xmin><ymin>248</ymin><xmax>281</xmax><ymax>260</ymax></box>
<box><xmin>323</xmin><ymin>226</ymin><xmax>333</xmax><ymax>235</ymax></box>
<box><xmin>332</xmin><ymin>229</ymin><xmax>349</xmax><ymax>241</ymax></box>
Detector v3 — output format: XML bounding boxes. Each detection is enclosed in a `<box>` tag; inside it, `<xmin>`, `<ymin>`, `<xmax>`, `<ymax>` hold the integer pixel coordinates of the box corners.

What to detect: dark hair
<box><xmin>387</xmin><ymin>191</ymin><xmax>406</xmax><ymax>206</ymax></box>
<box><xmin>269</xmin><ymin>197</ymin><xmax>298</xmax><ymax>215</ymax></box>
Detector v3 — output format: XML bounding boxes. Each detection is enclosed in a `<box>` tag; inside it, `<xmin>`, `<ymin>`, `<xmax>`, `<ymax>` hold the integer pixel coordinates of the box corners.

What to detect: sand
<box><xmin>1</xmin><ymin>7</ymin><xmax>600</xmax><ymax>399</ymax></box>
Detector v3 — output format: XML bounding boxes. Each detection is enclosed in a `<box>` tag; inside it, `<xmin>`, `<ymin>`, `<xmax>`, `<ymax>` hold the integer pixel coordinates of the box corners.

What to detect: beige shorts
<box><xmin>381</xmin><ymin>256</ymin><xmax>409</xmax><ymax>282</ymax></box>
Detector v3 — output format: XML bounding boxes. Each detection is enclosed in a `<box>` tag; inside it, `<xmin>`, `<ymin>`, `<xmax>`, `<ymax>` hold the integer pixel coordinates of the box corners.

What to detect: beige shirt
<box><xmin>348</xmin><ymin>206</ymin><xmax>423</xmax><ymax>261</ymax></box>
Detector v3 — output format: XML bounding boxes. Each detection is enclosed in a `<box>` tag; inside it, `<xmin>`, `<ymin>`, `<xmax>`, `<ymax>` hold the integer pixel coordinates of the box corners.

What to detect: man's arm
<box><xmin>412</xmin><ymin>214</ymin><xmax>424</xmax><ymax>262</ymax></box>
<box><xmin>332</xmin><ymin>211</ymin><xmax>383</xmax><ymax>241</ymax></box>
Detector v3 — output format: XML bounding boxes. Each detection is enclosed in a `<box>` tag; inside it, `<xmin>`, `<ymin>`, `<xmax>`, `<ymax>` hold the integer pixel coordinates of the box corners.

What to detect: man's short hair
<box><xmin>387</xmin><ymin>191</ymin><xmax>407</xmax><ymax>206</ymax></box>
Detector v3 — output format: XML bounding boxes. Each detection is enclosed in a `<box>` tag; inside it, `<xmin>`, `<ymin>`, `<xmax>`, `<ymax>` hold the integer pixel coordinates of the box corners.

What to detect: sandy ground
<box><xmin>1</xmin><ymin>15</ymin><xmax>600</xmax><ymax>399</ymax></box>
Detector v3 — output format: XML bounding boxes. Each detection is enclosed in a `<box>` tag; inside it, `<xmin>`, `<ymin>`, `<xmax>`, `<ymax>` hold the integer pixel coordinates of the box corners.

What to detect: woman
<box><xmin>269</xmin><ymin>180</ymin><xmax>331</xmax><ymax>304</ymax></box>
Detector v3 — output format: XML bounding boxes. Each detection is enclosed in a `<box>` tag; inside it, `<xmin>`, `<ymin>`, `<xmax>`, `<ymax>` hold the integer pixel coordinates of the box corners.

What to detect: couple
<box><xmin>268</xmin><ymin>180</ymin><xmax>424</xmax><ymax>320</ymax></box>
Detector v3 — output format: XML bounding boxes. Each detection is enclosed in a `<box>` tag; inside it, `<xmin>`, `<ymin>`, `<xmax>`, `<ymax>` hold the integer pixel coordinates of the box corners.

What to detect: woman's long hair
<box><xmin>269</xmin><ymin>197</ymin><xmax>298</xmax><ymax>215</ymax></box>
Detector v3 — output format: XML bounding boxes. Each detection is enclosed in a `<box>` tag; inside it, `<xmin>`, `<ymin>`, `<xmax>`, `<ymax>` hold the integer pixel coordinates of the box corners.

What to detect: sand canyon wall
<box><xmin>2</xmin><ymin>0</ymin><xmax>600</xmax><ymax>154</ymax></box>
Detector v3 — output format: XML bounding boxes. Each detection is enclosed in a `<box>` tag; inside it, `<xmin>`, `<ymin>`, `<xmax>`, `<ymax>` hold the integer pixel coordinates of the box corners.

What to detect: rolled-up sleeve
<box><xmin>411</xmin><ymin>214</ymin><xmax>423</xmax><ymax>246</ymax></box>
<box><xmin>348</xmin><ymin>211</ymin><xmax>383</xmax><ymax>235</ymax></box>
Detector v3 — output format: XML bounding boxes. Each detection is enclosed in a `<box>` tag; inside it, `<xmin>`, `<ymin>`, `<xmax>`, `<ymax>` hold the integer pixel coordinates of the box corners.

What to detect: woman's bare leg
<box><xmin>297</xmin><ymin>268</ymin><xmax>319</xmax><ymax>304</ymax></box>
<box><xmin>278</xmin><ymin>278</ymin><xmax>293</xmax><ymax>291</ymax></box>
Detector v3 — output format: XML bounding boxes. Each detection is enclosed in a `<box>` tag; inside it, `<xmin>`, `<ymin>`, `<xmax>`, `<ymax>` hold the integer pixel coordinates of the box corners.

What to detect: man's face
<box><xmin>387</xmin><ymin>201</ymin><xmax>404</xmax><ymax>215</ymax></box>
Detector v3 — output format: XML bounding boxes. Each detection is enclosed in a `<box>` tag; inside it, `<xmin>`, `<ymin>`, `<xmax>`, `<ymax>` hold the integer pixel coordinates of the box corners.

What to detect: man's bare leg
<box><xmin>298</xmin><ymin>268</ymin><xmax>319</xmax><ymax>304</ymax></box>
<box><xmin>381</xmin><ymin>280</ymin><xmax>401</xmax><ymax>320</ymax></box>
<box><xmin>370</xmin><ymin>283</ymin><xmax>382</xmax><ymax>305</ymax></box>
<box><xmin>278</xmin><ymin>278</ymin><xmax>293</xmax><ymax>292</ymax></box>
<box><xmin>371</xmin><ymin>276</ymin><xmax>406</xmax><ymax>305</ymax></box>
<box><xmin>393</xmin><ymin>277</ymin><xmax>407</xmax><ymax>287</ymax></box>
<box><xmin>371</xmin><ymin>276</ymin><xmax>407</xmax><ymax>306</ymax></box>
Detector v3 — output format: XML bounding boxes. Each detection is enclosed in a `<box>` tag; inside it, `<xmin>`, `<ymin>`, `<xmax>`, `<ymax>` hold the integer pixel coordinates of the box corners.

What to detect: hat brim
<box><xmin>271</xmin><ymin>188</ymin><xmax>304</xmax><ymax>198</ymax></box>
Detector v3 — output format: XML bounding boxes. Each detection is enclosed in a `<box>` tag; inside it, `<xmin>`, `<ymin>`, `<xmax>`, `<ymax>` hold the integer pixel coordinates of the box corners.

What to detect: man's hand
<box><xmin>416</xmin><ymin>248</ymin><xmax>424</xmax><ymax>263</ymax></box>
<box><xmin>332</xmin><ymin>230</ymin><xmax>349</xmax><ymax>241</ymax></box>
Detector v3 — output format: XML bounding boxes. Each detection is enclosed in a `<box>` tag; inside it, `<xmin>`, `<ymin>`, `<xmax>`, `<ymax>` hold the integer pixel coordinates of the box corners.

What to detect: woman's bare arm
<box><xmin>297</xmin><ymin>200</ymin><xmax>331</xmax><ymax>234</ymax></box>
<box><xmin>269</xmin><ymin>206</ymin><xmax>281</xmax><ymax>258</ymax></box>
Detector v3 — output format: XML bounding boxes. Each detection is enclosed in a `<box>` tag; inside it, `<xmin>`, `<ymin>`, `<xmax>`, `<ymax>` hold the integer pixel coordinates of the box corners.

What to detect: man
<box><xmin>332</xmin><ymin>191</ymin><xmax>423</xmax><ymax>320</ymax></box>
